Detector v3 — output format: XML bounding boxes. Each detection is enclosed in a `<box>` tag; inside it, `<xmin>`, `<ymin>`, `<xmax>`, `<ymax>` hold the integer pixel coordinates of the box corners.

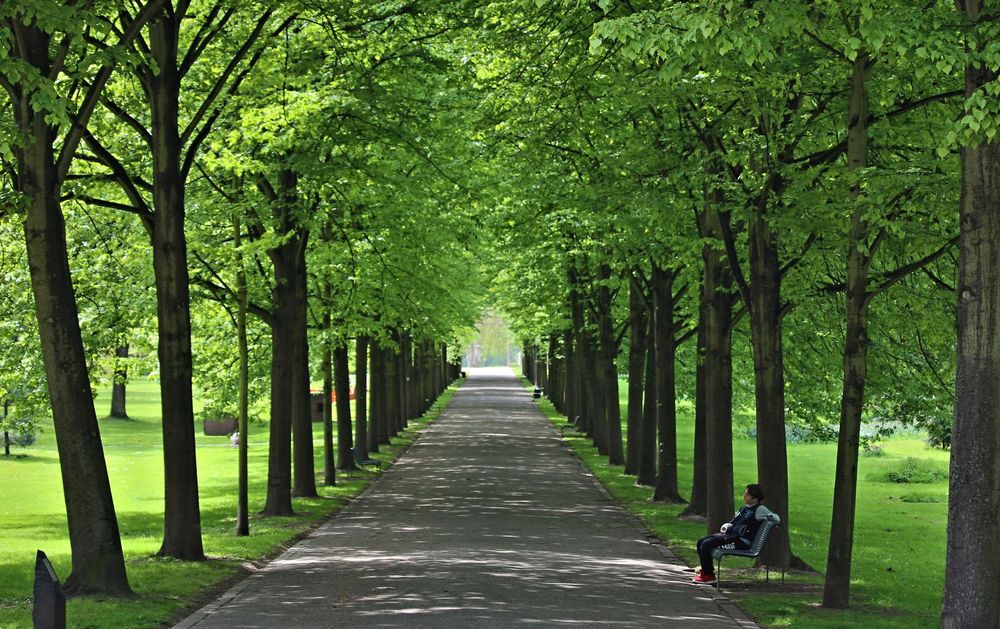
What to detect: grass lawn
<box><xmin>525</xmin><ymin>378</ymin><xmax>948</xmax><ymax>629</ymax></box>
<box><xmin>0</xmin><ymin>379</ymin><xmax>456</xmax><ymax>628</ymax></box>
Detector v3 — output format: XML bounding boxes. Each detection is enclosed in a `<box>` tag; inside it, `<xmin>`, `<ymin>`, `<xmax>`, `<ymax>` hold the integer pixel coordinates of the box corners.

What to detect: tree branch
<box><xmin>56</xmin><ymin>0</ymin><xmax>169</xmax><ymax>184</ymax></box>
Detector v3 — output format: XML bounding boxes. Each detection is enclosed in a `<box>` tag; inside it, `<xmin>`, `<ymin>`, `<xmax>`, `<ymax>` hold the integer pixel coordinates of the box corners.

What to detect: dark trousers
<box><xmin>696</xmin><ymin>533</ymin><xmax>748</xmax><ymax>574</ymax></box>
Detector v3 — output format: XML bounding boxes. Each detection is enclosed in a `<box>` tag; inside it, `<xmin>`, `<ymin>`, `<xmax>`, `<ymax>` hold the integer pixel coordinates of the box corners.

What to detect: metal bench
<box><xmin>711</xmin><ymin>515</ymin><xmax>783</xmax><ymax>590</ymax></box>
<box><xmin>351</xmin><ymin>446</ymin><xmax>381</xmax><ymax>477</ymax></box>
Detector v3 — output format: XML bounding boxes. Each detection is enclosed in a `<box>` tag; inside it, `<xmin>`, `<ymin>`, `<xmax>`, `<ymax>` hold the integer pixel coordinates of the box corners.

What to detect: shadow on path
<box><xmin>175</xmin><ymin>367</ymin><xmax>757</xmax><ymax>628</ymax></box>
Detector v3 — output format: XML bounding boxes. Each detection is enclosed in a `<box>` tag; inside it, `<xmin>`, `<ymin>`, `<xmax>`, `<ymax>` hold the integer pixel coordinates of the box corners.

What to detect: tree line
<box><xmin>485</xmin><ymin>2</ymin><xmax>997</xmax><ymax>626</ymax></box>
<box><xmin>1</xmin><ymin>0</ymin><xmax>481</xmax><ymax>596</ymax></box>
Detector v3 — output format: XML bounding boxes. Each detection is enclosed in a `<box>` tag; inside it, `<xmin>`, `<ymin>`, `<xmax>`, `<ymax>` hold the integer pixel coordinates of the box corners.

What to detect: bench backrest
<box><xmin>747</xmin><ymin>517</ymin><xmax>778</xmax><ymax>555</ymax></box>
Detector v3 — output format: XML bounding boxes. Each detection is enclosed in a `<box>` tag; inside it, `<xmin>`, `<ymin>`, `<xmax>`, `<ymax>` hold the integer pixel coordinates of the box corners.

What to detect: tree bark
<box><xmin>149</xmin><ymin>15</ymin><xmax>203</xmax><ymax>559</ymax></box>
<box><xmin>262</xmin><ymin>208</ymin><xmax>296</xmax><ymax>515</ymax></box>
<box><xmin>596</xmin><ymin>264</ymin><xmax>624</xmax><ymax>465</ymax></box>
<box><xmin>355</xmin><ymin>335</ymin><xmax>370</xmax><ymax>457</ymax></box>
<box><xmin>942</xmin><ymin>3</ymin><xmax>1000</xmax><ymax>624</ymax></box>
<box><xmin>335</xmin><ymin>341</ymin><xmax>357</xmax><ymax>472</ymax></box>
<box><xmin>568</xmin><ymin>273</ymin><xmax>597</xmax><ymax>439</ymax></box>
<box><xmin>547</xmin><ymin>334</ymin><xmax>563</xmax><ymax>412</ymax></box>
<box><xmin>563</xmin><ymin>328</ymin><xmax>579</xmax><ymax>424</ymax></box>
<box><xmin>322</xmin><ymin>336</ymin><xmax>336</xmax><ymax>486</ymax></box>
<box><xmin>109</xmin><ymin>344</ymin><xmax>129</xmax><ymax>418</ymax></box>
<box><xmin>625</xmin><ymin>272</ymin><xmax>648</xmax><ymax>476</ymax></box>
<box><xmin>398</xmin><ymin>333</ymin><xmax>410</xmax><ymax>426</ymax></box>
<box><xmin>290</xmin><ymin>226</ymin><xmax>316</xmax><ymax>498</ymax></box>
<box><xmin>652</xmin><ymin>263</ymin><xmax>685</xmax><ymax>502</ymax></box>
<box><xmin>234</xmin><ymin>218</ymin><xmax>250</xmax><ymax>536</ymax></box>
<box><xmin>747</xmin><ymin>210</ymin><xmax>792</xmax><ymax>570</ymax></box>
<box><xmin>12</xmin><ymin>29</ymin><xmax>132</xmax><ymax>588</ymax></box>
<box><xmin>702</xmin><ymin>196</ymin><xmax>735</xmax><ymax>533</ymax></box>
<box><xmin>368</xmin><ymin>340</ymin><xmax>384</xmax><ymax>453</ymax></box>
<box><xmin>383</xmin><ymin>339</ymin><xmax>399</xmax><ymax>442</ymax></box>
<box><xmin>824</xmin><ymin>49</ymin><xmax>871</xmax><ymax>608</ymax></box>
<box><xmin>679</xmin><ymin>305</ymin><xmax>707</xmax><ymax>518</ymax></box>
<box><xmin>636</xmin><ymin>316</ymin><xmax>657</xmax><ymax>487</ymax></box>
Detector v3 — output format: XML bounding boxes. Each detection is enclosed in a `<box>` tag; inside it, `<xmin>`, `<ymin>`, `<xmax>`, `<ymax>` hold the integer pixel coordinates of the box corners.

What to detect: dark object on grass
<box><xmin>309</xmin><ymin>392</ymin><xmax>325</xmax><ymax>423</ymax></box>
<box><xmin>532</xmin><ymin>387</ymin><xmax>543</xmax><ymax>399</ymax></box>
<box><xmin>33</xmin><ymin>550</ymin><xmax>65</xmax><ymax>629</ymax></box>
<box><xmin>203</xmin><ymin>416</ymin><xmax>237</xmax><ymax>435</ymax></box>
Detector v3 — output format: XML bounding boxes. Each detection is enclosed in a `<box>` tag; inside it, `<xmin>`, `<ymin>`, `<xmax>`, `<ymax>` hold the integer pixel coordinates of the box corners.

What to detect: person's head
<box><xmin>744</xmin><ymin>484</ymin><xmax>764</xmax><ymax>505</ymax></box>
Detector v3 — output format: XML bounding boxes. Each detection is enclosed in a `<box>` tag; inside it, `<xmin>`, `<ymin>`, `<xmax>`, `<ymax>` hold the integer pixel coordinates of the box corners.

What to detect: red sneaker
<box><xmin>693</xmin><ymin>573</ymin><xmax>717</xmax><ymax>584</ymax></box>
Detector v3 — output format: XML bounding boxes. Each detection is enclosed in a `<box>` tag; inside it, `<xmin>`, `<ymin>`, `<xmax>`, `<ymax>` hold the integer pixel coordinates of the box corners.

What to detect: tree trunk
<box><xmin>290</xmin><ymin>227</ymin><xmax>316</xmax><ymax>498</ymax></box>
<box><xmin>636</xmin><ymin>318</ymin><xmax>657</xmax><ymax>487</ymax></box>
<box><xmin>149</xmin><ymin>16</ymin><xmax>203</xmax><ymax>559</ymax></box>
<box><xmin>596</xmin><ymin>265</ymin><xmax>624</xmax><ymax>465</ymax></box>
<box><xmin>234</xmin><ymin>218</ymin><xmax>250</xmax><ymax>536</ymax></box>
<box><xmin>563</xmin><ymin>329</ymin><xmax>579</xmax><ymax>424</ymax></box>
<box><xmin>355</xmin><ymin>335</ymin><xmax>370</xmax><ymax>457</ymax></box>
<box><xmin>14</xmin><ymin>49</ymin><xmax>132</xmax><ymax>589</ymax></box>
<box><xmin>824</xmin><ymin>49</ymin><xmax>871</xmax><ymax>608</ymax></box>
<box><xmin>942</xmin><ymin>6</ymin><xmax>1000</xmax><ymax>622</ymax></box>
<box><xmin>652</xmin><ymin>263</ymin><xmax>684</xmax><ymax>502</ymax></box>
<box><xmin>548</xmin><ymin>334</ymin><xmax>563</xmax><ymax>412</ymax></box>
<box><xmin>109</xmin><ymin>344</ymin><xmax>129</xmax><ymax>418</ymax></box>
<box><xmin>400</xmin><ymin>333</ymin><xmax>412</xmax><ymax>425</ymax></box>
<box><xmin>368</xmin><ymin>340</ymin><xmax>383</xmax><ymax>453</ymax></box>
<box><xmin>702</xmin><ymin>198</ymin><xmax>735</xmax><ymax>533</ymax></box>
<box><xmin>625</xmin><ymin>273</ymin><xmax>648</xmax><ymax>476</ymax></box>
<box><xmin>679</xmin><ymin>306</ymin><xmax>707</xmax><ymax>518</ymax></box>
<box><xmin>383</xmin><ymin>339</ymin><xmax>399</xmax><ymax>442</ymax></box>
<box><xmin>322</xmin><ymin>336</ymin><xmax>336</xmax><ymax>486</ymax></box>
<box><xmin>335</xmin><ymin>341</ymin><xmax>357</xmax><ymax>472</ymax></box>
<box><xmin>568</xmin><ymin>275</ymin><xmax>596</xmax><ymax>438</ymax></box>
<box><xmin>747</xmin><ymin>210</ymin><xmax>792</xmax><ymax>570</ymax></box>
<box><xmin>262</xmin><ymin>231</ymin><xmax>295</xmax><ymax>515</ymax></box>
<box><xmin>396</xmin><ymin>333</ymin><xmax>408</xmax><ymax>432</ymax></box>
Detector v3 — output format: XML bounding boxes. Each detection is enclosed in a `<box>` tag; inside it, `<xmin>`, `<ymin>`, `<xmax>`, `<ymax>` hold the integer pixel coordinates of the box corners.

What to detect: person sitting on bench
<box><xmin>693</xmin><ymin>483</ymin><xmax>778</xmax><ymax>584</ymax></box>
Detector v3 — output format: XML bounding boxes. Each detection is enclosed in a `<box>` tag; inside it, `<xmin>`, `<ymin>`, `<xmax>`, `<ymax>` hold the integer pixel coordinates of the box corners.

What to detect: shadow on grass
<box><xmin>0</xmin><ymin>385</ymin><xmax>455</xmax><ymax>628</ymax></box>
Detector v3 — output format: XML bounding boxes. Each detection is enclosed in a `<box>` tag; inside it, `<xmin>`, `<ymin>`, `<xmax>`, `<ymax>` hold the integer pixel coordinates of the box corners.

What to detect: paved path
<box><xmin>175</xmin><ymin>368</ymin><xmax>756</xmax><ymax>628</ymax></box>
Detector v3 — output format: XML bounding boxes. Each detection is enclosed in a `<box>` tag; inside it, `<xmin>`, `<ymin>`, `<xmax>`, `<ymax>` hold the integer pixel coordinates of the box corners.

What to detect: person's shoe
<box><xmin>693</xmin><ymin>573</ymin><xmax>717</xmax><ymax>584</ymax></box>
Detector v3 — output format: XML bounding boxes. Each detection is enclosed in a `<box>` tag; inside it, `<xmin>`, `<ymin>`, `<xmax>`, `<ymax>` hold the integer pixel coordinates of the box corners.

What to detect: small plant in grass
<box><xmin>875</xmin><ymin>457</ymin><xmax>949</xmax><ymax>484</ymax></box>
<box><xmin>898</xmin><ymin>493</ymin><xmax>943</xmax><ymax>504</ymax></box>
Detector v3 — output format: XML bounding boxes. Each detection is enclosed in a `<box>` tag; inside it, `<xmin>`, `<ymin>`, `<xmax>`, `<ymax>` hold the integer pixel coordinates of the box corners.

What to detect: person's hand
<box><xmin>720</xmin><ymin>523</ymin><xmax>732</xmax><ymax>534</ymax></box>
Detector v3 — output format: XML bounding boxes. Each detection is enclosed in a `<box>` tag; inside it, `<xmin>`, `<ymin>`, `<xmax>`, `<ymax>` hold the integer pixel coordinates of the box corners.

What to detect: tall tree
<box><xmin>0</xmin><ymin>0</ymin><xmax>164</xmax><ymax>593</ymax></box>
<box><xmin>942</xmin><ymin>1</ymin><xmax>1000</xmax><ymax>625</ymax></box>
<box><xmin>80</xmin><ymin>0</ymin><xmax>286</xmax><ymax>557</ymax></box>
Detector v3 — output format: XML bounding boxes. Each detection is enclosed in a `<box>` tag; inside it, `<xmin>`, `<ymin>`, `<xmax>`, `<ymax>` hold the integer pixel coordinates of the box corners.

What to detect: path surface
<box><xmin>175</xmin><ymin>368</ymin><xmax>756</xmax><ymax>628</ymax></box>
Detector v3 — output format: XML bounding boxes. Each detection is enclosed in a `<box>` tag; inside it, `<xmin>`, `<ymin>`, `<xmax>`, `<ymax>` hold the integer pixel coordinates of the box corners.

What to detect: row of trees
<box><xmin>5</xmin><ymin>2</ymin><xmax>1000</xmax><ymax>625</ymax></box>
<box><xmin>481</xmin><ymin>1</ymin><xmax>997</xmax><ymax>626</ymax></box>
<box><xmin>1</xmin><ymin>0</ymin><xmax>481</xmax><ymax>596</ymax></box>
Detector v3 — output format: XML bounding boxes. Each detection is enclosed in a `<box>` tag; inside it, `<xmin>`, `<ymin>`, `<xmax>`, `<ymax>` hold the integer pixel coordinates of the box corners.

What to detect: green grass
<box><xmin>0</xmin><ymin>379</ymin><xmax>458</xmax><ymax>628</ymax></box>
<box><xmin>526</xmin><ymin>378</ymin><xmax>947</xmax><ymax>629</ymax></box>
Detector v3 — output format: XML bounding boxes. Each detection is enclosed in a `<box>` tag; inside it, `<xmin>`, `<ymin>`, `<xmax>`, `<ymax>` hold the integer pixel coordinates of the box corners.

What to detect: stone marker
<box><xmin>33</xmin><ymin>550</ymin><xmax>65</xmax><ymax>629</ymax></box>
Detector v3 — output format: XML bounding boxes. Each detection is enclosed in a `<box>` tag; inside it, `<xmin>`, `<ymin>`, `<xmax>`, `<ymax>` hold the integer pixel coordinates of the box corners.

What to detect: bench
<box><xmin>711</xmin><ymin>515</ymin><xmax>783</xmax><ymax>590</ymax></box>
<box><xmin>351</xmin><ymin>446</ymin><xmax>381</xmax><ymax>477</ymax></box>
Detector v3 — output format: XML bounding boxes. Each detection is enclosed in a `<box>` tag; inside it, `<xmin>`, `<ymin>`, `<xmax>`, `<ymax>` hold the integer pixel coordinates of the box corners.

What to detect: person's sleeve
<box><xmin>756</xmin><ymin>505</ymin><xmax>780</xmax><ymax>524</ymax></box>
